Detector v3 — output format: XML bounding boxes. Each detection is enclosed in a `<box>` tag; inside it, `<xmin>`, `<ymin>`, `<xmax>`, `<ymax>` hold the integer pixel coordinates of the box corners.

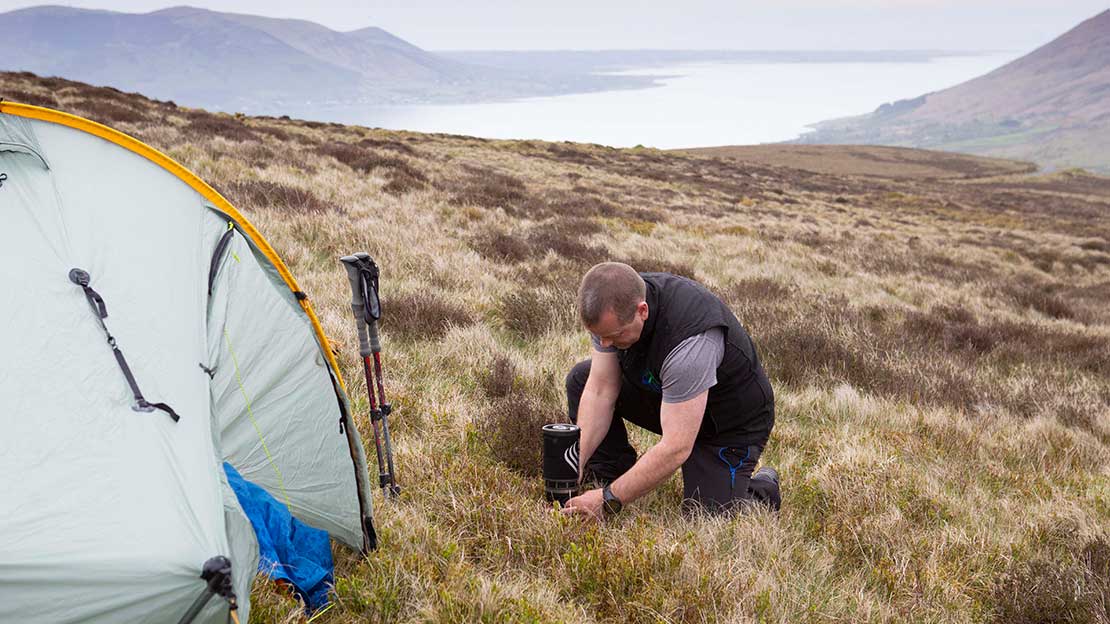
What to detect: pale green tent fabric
<box><xmin>0</xmin><ymin>109</ymin><xmax>375</xmax><ymax>623</ymax></box>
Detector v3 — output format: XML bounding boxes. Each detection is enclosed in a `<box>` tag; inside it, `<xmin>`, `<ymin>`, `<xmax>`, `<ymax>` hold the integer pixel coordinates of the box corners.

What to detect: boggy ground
<box><xmin>5</xmin><ymin>73</ymin><xmax>1110</xmax><ymax>623</ymax></box>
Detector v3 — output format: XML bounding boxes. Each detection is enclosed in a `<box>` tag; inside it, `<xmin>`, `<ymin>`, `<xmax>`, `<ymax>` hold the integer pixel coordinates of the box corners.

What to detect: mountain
<box><xmin>798</xmin><ymin>9</ymin><xmax>1110</xmax><ymax>173</ymax></box>
<box><xmin>0</xmin><ymin>5</ymin><xmax>651</xmax><ymax>111</ymax></box>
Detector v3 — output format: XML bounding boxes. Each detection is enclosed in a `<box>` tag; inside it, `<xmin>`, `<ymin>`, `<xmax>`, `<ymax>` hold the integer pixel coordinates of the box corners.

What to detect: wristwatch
<box><xmin>602</xmin><ymin>484</ymin><xmax>623</xmax><ymax>516</ymax></box>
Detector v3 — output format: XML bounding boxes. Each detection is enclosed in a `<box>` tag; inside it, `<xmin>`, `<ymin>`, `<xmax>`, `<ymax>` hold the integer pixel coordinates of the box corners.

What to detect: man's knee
<box><xmin>565</xmin><ymin>359</ymin><xmax>592</xmax><ymax>424</ymax></box>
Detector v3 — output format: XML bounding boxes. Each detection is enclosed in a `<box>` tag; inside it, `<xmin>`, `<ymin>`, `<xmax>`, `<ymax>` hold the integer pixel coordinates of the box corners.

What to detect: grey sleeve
<box><xmin>590</xmin><ymin>332</ymin><xmax>618</xmax><ymax>353</ymax></box>
<box><xmin>660</xmin><ymin>327</ymin><xmax>725</xmax><ymax>404</ymax></box>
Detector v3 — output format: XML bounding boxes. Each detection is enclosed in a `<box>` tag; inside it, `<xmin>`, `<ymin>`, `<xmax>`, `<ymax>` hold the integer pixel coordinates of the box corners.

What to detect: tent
<box><xmin>0</xmin><ymin>102</ymin><xmax>377</xmax><ymax>623</ymax></box>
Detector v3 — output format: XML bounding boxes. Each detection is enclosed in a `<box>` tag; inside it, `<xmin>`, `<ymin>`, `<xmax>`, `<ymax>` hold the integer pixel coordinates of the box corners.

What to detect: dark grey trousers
<box><xmin>566</xmin><ymin>359</ymin><xmax>780</xmax><ymax>513</ymax></box>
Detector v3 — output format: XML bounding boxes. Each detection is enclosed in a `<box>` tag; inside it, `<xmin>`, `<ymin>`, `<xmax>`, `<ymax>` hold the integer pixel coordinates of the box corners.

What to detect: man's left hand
<box><xmin>561</xmin><ymin>487</ymin><xmax>604</xmax><ymax>521</ymax></box>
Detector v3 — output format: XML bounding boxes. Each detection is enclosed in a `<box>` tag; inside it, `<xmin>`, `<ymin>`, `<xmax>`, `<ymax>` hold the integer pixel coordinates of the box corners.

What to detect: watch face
<box><xmin>603</xmin><ymin>487</ymin><xmax>622</xmax><ymax>515</ymax></box>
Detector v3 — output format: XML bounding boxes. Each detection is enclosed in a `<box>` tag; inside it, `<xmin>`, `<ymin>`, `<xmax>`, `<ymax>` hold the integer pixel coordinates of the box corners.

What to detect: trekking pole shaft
<box><xmin>371</xmin><ymin>351</ymin><xmax>399</xmax><ymax>494</ymax></box>
<box><xmin>371</xmin><ymin>350</ymin><xmax>387</xmax><ymax>404</ymax></box>
<box><xmin>362</xmin><ymin>356</ymin><xmax>390</xmax><ymax>490</ymax></box>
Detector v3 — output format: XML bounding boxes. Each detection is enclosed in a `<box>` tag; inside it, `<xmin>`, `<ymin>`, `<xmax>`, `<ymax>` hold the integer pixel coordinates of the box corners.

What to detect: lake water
<box><xmin>303</xmin><ymin>52</ymin><xmax>1020</xmax><ymax>148</ymax></box>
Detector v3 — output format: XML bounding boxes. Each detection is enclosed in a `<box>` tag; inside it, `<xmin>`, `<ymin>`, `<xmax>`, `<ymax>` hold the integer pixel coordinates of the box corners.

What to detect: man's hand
<box><xmin>561</xmin><ymin>487</ymin><xmax>605</xmax><ymax>521</ymax></box>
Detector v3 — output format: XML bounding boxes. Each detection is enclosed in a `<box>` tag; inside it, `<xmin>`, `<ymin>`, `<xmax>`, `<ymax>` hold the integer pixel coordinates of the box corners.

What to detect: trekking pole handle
<box><xmin>356</xmin><ymin>252</ymin><xmax>383</xmax><ymax>353</ymax></box>
<box><xmin>340</xmin><ymin>255</ymin><xmax>372</xmax><ymax>356</ymax></box>
<box><xmin>366</xmin><ymin>320</ymin><xmax>382</xmax><ymax>353</ymax></box>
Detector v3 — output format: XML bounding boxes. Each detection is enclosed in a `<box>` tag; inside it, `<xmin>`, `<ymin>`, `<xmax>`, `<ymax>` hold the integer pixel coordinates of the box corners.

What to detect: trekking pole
<box><xmin>341</xmin><ymin>253</ymin><xmax>401</xmax><ymax>498</ymax></box>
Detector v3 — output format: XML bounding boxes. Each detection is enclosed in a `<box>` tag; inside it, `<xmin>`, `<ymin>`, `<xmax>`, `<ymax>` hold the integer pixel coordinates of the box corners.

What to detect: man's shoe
<box><xmin>752</xmin><ymin>466</ymin><xmax>779</xmax><ymax>485</ymax></box>
<box><xmin>751</xmin><ymin>466</ymin><xmax>781</xmax><ymax>511</ymax></box>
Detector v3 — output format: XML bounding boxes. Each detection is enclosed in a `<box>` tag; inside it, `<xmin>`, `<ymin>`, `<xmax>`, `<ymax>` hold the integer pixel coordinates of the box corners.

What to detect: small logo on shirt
<box><xmin>640</xmin><ymin>369</ymin><xmax>661</xmax><ymax>393</ymax></box>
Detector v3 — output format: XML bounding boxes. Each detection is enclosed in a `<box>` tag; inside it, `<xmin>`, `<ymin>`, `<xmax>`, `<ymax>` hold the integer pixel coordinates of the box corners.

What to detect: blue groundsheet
<box><xmin>223</xmin><ymin>463</ymin><xmax>334</xmax><ymax>612</ymax></box>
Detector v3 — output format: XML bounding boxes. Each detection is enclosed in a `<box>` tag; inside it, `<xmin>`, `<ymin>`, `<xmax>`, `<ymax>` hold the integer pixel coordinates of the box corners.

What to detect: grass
<box><xmin>5</xmin><ymin>70</ymin><xmax>1110</xmax><ymax>623</ymax></box>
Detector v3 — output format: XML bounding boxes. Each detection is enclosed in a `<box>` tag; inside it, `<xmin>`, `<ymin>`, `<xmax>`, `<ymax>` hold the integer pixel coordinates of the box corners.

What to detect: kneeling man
<box><xmin>563</xmin><ymin>262</ymin><xmax>780</xmax><ymax>520</ymax></box>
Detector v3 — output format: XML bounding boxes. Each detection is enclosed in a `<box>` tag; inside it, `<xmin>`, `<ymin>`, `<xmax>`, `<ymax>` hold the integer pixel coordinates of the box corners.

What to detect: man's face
<box><xmin>588</xmin><ymin>302</ymin><xmax>649</xmax><ymax>350</ymax></box>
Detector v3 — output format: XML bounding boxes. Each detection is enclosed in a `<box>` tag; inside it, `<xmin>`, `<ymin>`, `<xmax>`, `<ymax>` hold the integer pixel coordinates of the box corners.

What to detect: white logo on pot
<box><xmin>564</xmin><ymin>441</ymin><xmax>580</xmax><ymax>473</ymax></box>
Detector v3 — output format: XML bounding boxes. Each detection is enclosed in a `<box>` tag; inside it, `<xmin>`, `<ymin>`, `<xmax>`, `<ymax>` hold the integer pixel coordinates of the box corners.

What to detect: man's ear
<box><xmin>637</xmin><ymin>301</ymin><xmax>649</xmax><ymax>321</ymax></box>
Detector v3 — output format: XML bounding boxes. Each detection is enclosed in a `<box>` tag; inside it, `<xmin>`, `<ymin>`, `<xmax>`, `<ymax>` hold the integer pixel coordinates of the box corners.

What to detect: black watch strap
<box><xmin>602</xmin><ymin>484</ymin><xmax>623</xmax><ymax>516</ymax></box>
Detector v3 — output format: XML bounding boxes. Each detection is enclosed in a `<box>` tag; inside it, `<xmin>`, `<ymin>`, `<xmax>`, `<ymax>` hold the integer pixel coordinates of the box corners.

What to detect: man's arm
<box><xmin>608</xmin><ymin>389</ymin><xmax>705</xmax><ymax>504</ymax></box>
<box><xmin>575</xmin><ymin>348</ymin><xmax>621</xmax><ymax>481</ymax></box>
<box><xmin>564</xmin><ymin>389</ymin><xmax>706</xmax><ymax>519</ymax></box>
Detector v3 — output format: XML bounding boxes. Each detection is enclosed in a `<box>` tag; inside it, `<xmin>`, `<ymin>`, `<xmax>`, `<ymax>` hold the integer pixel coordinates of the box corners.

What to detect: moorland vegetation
<box><xmin>5</xmin><ymin>72</ymin><xmax>1110</xmax><ymax>623</ymax></box>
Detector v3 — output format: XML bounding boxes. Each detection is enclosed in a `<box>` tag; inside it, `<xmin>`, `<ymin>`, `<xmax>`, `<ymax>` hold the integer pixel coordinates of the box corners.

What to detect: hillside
<box><xmin>675</xmin><ymin>145</ymin><xmax>1037</xmax><ymax>180</ymax></box>
<box><xmin>799</xmin><ymin>10</ymin><xmax>1110</xmax><ymax>174</ymax></box>
<box><xmin>4</xmin><ymin>72</ymin><xmax>1110</xmax><ymax>623</ymax></box>
<box><xmin>0</xmin><ymin>6</ymin><xmax>652</xmax><ymax>111</ymax></box>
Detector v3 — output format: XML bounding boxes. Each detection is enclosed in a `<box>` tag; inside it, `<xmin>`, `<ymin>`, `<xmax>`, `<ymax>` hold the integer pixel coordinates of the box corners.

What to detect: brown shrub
<box><xmin>225</xmin><ymin>179</ymin><xmax>329</xmax><ymax>214</ymax></box>
<box><xmin>544</xmin><ymin>143</ymin><xmax>599</xmax><ymax>165</ymax></box>
<box><xmin>382</xmin><ymin>169</ymin><xmax>427</xmax><ymax>195</ymax></box>
<box><xmin>2</xmin><ymin>88</ymin><xmax>58</xmax><ymax>108</ymax></box>
<box><xmin>903</xmin><ymin>305</ymin><xmax>1000</xmax><ymax>354</ymax></box>
<box><xmin>528</xmin><ymin>228</ymin><xmax>608</xmax><ymax>265</ymax></box>
<box><xmin>991</xmin><ymin>554</ymin><xmax>1108</xmax><ymax>624</ymax></box>
<box><xmin>857</xmin><ymin>246</ymin><xmax>995</xmax><ymax>283</ymax></box>
<box><xmin>315</xmin><ymin>142</ymin><xmax>427</xmax><ymax>191</ymax></box>
<box><xmin>550</xmin><ymin>217</ymin><xmax>603</xmax><ymax>238</ymax></box>
<box><xmin>737</xmin><ymin>290</ymin><xmax>1109</xmax><ymax>418</ymax></box>
<box><xmin>728</xmin><ymin>277</ymin><xmax>796</xmax><ymax>305</ymax></box>
<box><xmin>71</xmin><ymin>83</ymin><xmax>144</xmax><ymax>104</ymax></box>
<box><xmin>618</xmin><ymin>256</ymin><xmax>697</xmax><ymax>279</ymax></box>
<box><xmin>33</xmin><ymin>76</ymin><xmax>74</xmax><ymax>91</ymax></box>
<box><xmin>477</xmin><ymin>395</ymin><xmax>556</xmax><ymax>476</ymax></box>
<box><xmin>186</xmin><ymin>113</ymin><xmax>259</xmax><ymax>142</ymax></box>
<box><xmin>992</xmin><ymin>325</ymin><xmax>1110</xmax><ymax>377</ymax></box>
<box><xmin>237</xmin><ymin>143</ymin><xmax>276</xmax><ymax>168</ymax></box>
<box><xmin>1003</xmin><ymin>283</ymin><xmax>1078</xmax><ymax>320</ymax></box>
<box><xmin>480</xmin><ymin>354</ymin><xmax>520</xmax><ymax>400</ymax></box>
<box><xmin>2</xmin><ymin>70</ymin><xmax>38</xmax><ymax>80</ymax></box>
<box><xmin>469</xmin><ymin>231</ymin><xmax>531</xmax><ymax>263</ymax></box>
<box><xmin>358</xmin><ymin>137</ymin><xmax>417</xmax><ymax>155</ymax></box>
<box><xmin>297</xmin><ymin>119</ymin><xmax>346</xmax><ymax>130</ymax></box>
<box><xmin>547</xmin><ymin>193</ymin><xmax>624</xmax><ymax>219</ymax></box>
<box><xmin>497</xmin><ymin>288</ymin><xmax>573</xmax><ymax>338</ymax></box>
<box><xmin>448</xmin><ymin>166</ymin><xmax>531</xmax><ymax>212</ymax></box>
<box><xmin>316</xmin><ymin>142</ymin><xmax>386</xmax><ymax>172</ymax></box>
<box><xmin>252</xmin><ymin>124</ymin><xmax>291</xmax><ymax>142</ymax></box>
<box><xmin>764</xmin><ymin>311</ymin><xmax>981</xmax><ymax>411</ymax></box>
<box><xmin>1078</xmin><ymin>239</ymin><xmax>1110</xmax><ymax>253</ymax></box>
<box><xmin>72</xmin><ymin>99</ymin><xmax>147</xmax><ymax>124</ymax></box>
<box><xmin>382</xmin><ymin>291</ymin><xmax>475</xmax><ymax>340</ymax></box>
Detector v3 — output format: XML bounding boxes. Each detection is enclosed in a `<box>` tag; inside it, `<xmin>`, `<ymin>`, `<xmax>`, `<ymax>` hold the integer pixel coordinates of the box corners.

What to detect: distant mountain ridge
<box><xmin>0</xmin><ymin>5</ymin><xmax>652</xmax><ymax>111</ymax></box>
<box><xmin>797</xmin><ymin>9</ymin><xmax>1110</xmax><ymax>173</ymax></box>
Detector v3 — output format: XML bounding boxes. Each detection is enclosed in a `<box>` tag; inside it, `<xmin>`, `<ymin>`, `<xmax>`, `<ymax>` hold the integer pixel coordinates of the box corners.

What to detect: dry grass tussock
<box><xmin>5</xmin><ymin>71</ymin><xmax>1110</xmax><ymax>623</ymax></box>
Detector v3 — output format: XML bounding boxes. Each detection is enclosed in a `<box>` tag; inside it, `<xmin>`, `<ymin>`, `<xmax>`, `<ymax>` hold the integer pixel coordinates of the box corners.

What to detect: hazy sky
<box><xmin>2</xmin><ymin>1</ymin><xmax>1105</xmax><ymax>50</ymax></box>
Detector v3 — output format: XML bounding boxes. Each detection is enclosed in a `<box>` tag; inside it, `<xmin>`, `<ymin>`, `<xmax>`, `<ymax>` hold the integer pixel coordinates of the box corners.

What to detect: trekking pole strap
<box><xmin>69</xmin><ymin>268</ymin><xmax>181</xmax><ymax>422</ymax></box>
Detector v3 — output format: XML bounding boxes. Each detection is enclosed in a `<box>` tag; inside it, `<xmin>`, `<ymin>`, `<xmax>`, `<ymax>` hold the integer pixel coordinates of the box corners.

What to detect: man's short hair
<box><xmin>577</xmin><ymin>262</ymin><xmax>646</xmax><ymax>327</ymax></box>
